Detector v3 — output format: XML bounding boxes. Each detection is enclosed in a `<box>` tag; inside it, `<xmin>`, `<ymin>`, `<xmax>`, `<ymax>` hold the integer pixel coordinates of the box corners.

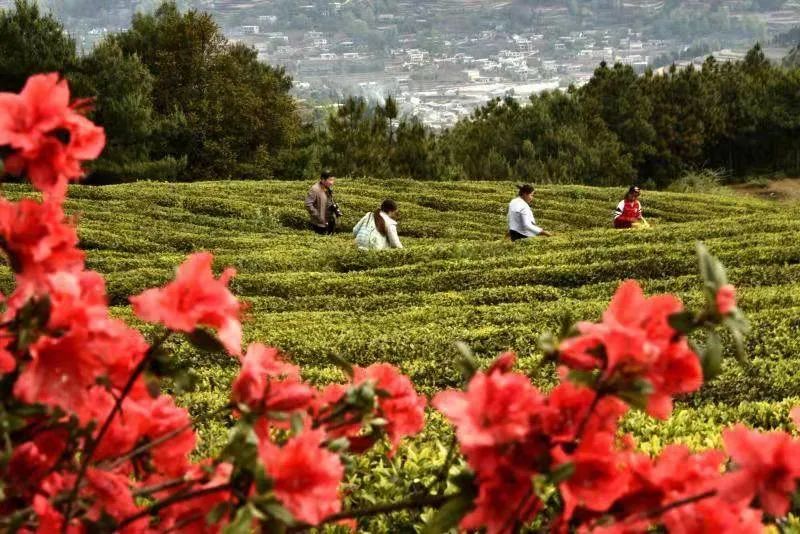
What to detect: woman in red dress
<box><xmin>613</xmin><ymin>186</ymin><xmax>644</xmax><ymax>229</ymax></box>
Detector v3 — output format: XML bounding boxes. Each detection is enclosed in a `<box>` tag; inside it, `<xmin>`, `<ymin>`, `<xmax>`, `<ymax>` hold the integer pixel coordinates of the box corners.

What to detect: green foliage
<box><xmin>71</xmin><ymin>40</ymin><xmax>162</xmax><ymax>182</ymax></box>
<box><xmin>321</xmin><ymin>96</ymin><xmax>449</xmax><ymax>180</ymax></box>
<box><xmin>0</xmin><ymin>1</ymin><xmax>301</xmax><ymax>183</ymax></box>
<box><xmin>0</xmin><ymin>0</ymin><xmax>77</xmax><ymax>92</ymax></box>
<box><xmin>439</xmin><ymin>92</ymin><xmax>635</xmax><ymax>185</ymax></box>
<box><xmin>429</xmin><ymin>45</ymin><xmax>800</xmax><ymax>185</ymax></box>
<box><xmin>109</xmin><ymin>2</ymin><xmax>300</xmax><ymax>181</ymax></box>
<box><xmin>3</xmin><ymin>179</ymin><xmax>798</xmax><ymax>529</ymax></box>
<box><xmin>666</xmin><ymin>169</ymin><xmax>726</xmax><ymax>194</ymax></box>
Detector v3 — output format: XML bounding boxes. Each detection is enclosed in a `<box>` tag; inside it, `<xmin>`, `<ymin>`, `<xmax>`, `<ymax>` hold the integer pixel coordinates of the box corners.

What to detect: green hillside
<box><xmin>5</xmin><ymin>180</ymin><xmax>800</xmax><ymax>458</ymax></box>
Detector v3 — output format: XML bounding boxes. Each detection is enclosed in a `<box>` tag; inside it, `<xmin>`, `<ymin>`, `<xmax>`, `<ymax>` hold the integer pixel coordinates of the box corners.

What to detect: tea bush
<box><xmin>3</xmin><ymin>179</ymin><xmax>798</xmax><ymax>503</ymax></box>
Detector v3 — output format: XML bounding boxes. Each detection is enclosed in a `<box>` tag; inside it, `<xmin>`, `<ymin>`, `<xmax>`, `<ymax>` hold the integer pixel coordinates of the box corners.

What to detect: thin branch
<box><xmin>423</xmin><ymin>434</ymin><xmax>458</xmax><ymax>496</ymax></box>
<box><xmin>62</xmin><ymin>332</ymin><xmax>170</xmax><ymax>531</ymax></box>
<box><xmin>326</xmin><ymin>492</ymin><xmax>452</xmax><ymax>521</ymax></box>
<box><xmin>133</xmin><ymin>477</ymin><xmax>199</xmax><ymax>498</ymax></box>
<box><xmin>107</xmin><ymin>422</ymin><xmax>193</xmax><ymax>470</ymax></box>
<box><xmin>573</xmin><ymin>391</ymin><xmax>603</xmax><ymax>443</ymax></box>
<box><xmin>107</xmin><ymin>401</ymin><xmax>233</xmax><ymax>471</ymax></box>
<box><xmin>117</xmin><ymin>483</ymin><xmax>232</xmax><ymax>529</ymax></box>
<box><xmin>640</xmin><ymin>489</ymin><xmax>717</xmax><ymax>519</ymax></box>
<box><xmin>288</xmin><ymin>492</ymin><xmax>455</xmax><ymax>532</ymax></box>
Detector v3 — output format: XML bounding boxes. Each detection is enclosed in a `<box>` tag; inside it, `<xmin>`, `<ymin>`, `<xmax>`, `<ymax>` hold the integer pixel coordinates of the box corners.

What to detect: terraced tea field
<box><xmin>4</xmin><ymin>179</ymin><xmax>800</xmax><ymax>458</ymax></box>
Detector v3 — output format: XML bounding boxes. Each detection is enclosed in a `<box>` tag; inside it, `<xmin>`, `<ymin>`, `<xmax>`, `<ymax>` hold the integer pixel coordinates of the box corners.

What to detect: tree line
<box><xmin>2</xmin><ymin>0</ymin><xmax>800</xmax><ymax>187</ymax></box>
<box><xmin>0</xmin><ymin>0</ymin><xmax>304</xmax><ymax>183</ymax></box>
<box><xmin>328</xmin><ymin>46</ymin><xmax>800</xmax><ymax>187</ymax></box>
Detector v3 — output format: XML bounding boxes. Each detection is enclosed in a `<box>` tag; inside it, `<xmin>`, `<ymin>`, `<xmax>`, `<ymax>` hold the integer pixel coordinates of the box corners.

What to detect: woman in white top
<box><xmin>507</xmin><ymin>183</ymin><xmax>552</xmax><ymax>241</ymax></box>
<box><xmin>353</xmin><ymin>199</ymin><xmax>404</xmax><ymax>250</ymax></box>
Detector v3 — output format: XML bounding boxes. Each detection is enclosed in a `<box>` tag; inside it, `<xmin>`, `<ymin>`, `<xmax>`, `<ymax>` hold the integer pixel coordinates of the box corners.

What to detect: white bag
<box><xmin>355</xmin><ymin>213</ymin><xmax>386</xmax><ymax>250</ymax></box>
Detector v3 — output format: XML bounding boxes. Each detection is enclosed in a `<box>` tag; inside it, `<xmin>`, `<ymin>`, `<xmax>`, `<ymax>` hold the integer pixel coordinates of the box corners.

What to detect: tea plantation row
<box><xmin>2</xmin><ymin>180</ymin><xmax>799</xmax><ymax>468</ymax></box>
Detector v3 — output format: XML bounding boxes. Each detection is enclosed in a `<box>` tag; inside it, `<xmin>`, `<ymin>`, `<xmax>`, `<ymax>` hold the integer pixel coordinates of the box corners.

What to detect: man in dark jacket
<box><xmin>305</xmin><ymin>171</ymin><xmax>340</xmax><ymax>235</ymax></box>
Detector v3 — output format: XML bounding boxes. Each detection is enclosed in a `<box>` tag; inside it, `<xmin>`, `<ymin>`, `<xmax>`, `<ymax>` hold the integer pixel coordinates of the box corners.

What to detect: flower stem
<box><xmin>289</xmin><ymin>493</ymin><xmax>456</xmax><ymax>532</ymax></box>
<box><xmin>61</xmin><ymin>332</ymin><xmax>170</xmax><ymax>531</ymax></box>
<box><xmin>640</xmin><ymin>489</ymin><xmax>717</xmax><ymax>519</ymax></box>
<box><xmin>117</xmin><ymin>483</ymin><xmax>232</xmax><ymax>529</ymax></box>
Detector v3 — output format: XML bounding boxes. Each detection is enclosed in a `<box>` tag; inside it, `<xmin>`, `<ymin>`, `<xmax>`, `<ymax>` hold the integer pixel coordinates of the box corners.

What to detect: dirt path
<box><xmin>730</xmin><ymin>178</ymin><xmax>800</xmax><ymax>201</ymax></box>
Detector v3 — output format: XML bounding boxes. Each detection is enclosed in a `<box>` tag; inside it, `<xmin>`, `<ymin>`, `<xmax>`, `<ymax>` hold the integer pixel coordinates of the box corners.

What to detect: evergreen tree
<box><xmin>0</xmin><ymin>0</ymin><xmax>77</xmax><ymax>92</ymax></box>
<box><xmin>578</xmin><ymin>62</ymin><xmax>657</xmax><ymax>175</ymax></box>
<box><xmin>109</xmin><ymin>1</ymin><xmax>300</xmax><ymax>180</ymax></box>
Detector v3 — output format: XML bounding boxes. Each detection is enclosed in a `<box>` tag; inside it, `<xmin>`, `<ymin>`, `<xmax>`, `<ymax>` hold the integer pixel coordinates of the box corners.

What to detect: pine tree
<box><xmin>0</xmin><ymin>0</ymin><xmax>77</xmax><ymax>92</ymax></box>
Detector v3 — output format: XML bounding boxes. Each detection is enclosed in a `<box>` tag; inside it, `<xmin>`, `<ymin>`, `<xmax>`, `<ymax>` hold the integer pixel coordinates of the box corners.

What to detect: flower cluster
<box><xmin>0</xmin><ymin>74</ymin><xmax>426</xmax><ymax>532</ymax></box>
<box><xmin>434</xmin><ymin>280</ymin><xmax>800</xmax><ymax>532</ymax></box>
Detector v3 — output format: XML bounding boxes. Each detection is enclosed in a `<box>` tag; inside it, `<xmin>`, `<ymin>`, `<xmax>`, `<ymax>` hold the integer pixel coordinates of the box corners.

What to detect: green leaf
<box><xmin>257</xmin><ymin>499</ymin><xmax>296</xmax><ymax>526</ymax></box>
<box><xmin>253</xmin><ymin>464</ymin><xmax>272</xmax><ymax>494</ymax></box>
<box><xmin>537</xmin><ymin>332</ymin><xmax>558</xmax><ymax>358</ymax></box>
<box><xmin>549</xmin><ymin>462</ymin><xmax>575</xmax><ymax>484</ymax></box>
<box><xmin>221</xmin><ymin>421</ymin><xmax>260</xmax><ymax>470</ymax></box>
<box><xmin>567</xmin><ymin>369</ymin><xmax>598</xmax><ymax>388</ymax></box>
<box><xmin>423</xmin><ymin>493</ymin><xmax>474</xmax><ymax>534</ymax></box>
<box><xmin>186</xmin><ymin>329</ymin><xmax>226</xmax><ymax>353</ymax></box>
<box><xmin>328</xmin><ymin>352</ymin><xmax>354</xmax><ymax>379</ymax></box>
<box><xmin>145</xmin><ymin>375</ymin><xmax>161</xmax><ymax>398</ymax></box>
<box><xmin>696</xmin><ymin>242</ymin><xmax>728</xmax><ymax>287</ymax></box>
<box><xmin>668</xmin><ymin>311</ymin><xmax>695</xmax><ymax>335</ymax></box>
<box><xmin>290</xmin><ymin>412</ymin><xmax>304</xmax><ymax>435</ymax></box>
<box><xmin>729</xmin><ymin>326</ymin><xmax>748</xmax><ymax>365</ymax></box>
<box><xmin>702</xmin><ymin>331</ymin><xmax>723</xmax><ymax>380</ymax></box>
<box><xmin>207</xmin><ymin>502</ymin><xmax>231</xmax><ymax>525</ymax></box>
<box><xmin>454</xmin><ymin>341</ymin><xmax>478</xmax><ymax>381</ymax></box>
<box><xmin>616</xmin><ymin>379</ymin><xmax>653</xmax><ymax>411</ymax></box>
<box><xmin>222</xmin><ymin>503</ymin><xmax>255</xmax><ymax>534</ymax></box>
<box><xmin>327</xmin><ymin>436</ymin><xmax>350</xmax><ymax>452</ymax></box>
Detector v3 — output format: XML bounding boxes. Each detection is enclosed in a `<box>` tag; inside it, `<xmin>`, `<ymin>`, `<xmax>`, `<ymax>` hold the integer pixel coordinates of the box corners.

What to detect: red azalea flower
<box><xmin>0</xmin><ymin>73</ymin><xmax>70</xmax><ymax>152</ymax></box>
<box><xmin>311</xmin><ymin>383</ymin><xmax>371</xmax><ymax>449</ymax></box>
<box><xmin>554</xmin><ymin>432</ymin><xmax>631</xmax><ymax>520</ymax></box>
<box><xmin>141</xmin><ymin>395</ymin><xmax>197</xmax><ymax>478</ymax></box>
<box><xmin>578</xmin><ymin>521</ymin><xmax>652</xmax><ymax>534</ymax></box>
<box><xmin>643</xmin><ymin>340</ymin><xmax>702</xmax><ymax>420</ymax></box>
<box><xmin>31</xmin><ymin>494</ymin><xmax>83</xmax><ymax>534</ymax></box>
<box><xmin>259</xmin><ymin>429</ymin><xmax>343</xmax><ymax>525</ymax></box>
<box><xmin>434</xmin><ymin>369</ymin><xmax>543</xmax><ymax>449</ymax></box>
<box><xmin>460</xmin><ymin>467</ymin><xmax>542</xmax><ymax>534</ymax></box>
<box><xmin>661</xmin><ymin>496</ymin><xmax>763</xmax><ymax>534</ymax></box>
<box><xmin>558</xmin><ymin>281</ymin><xmax>702</xmax><ymax>419</ymax></box>
<box><xmin>232</xmin><ymin>343</ymin><xmax>314</xmax><ymax>414</ymax></box>
<box><xmin>13</xmin><ymin>329</ymin><xmax>102</xmax><ymax>414</ymax></box>
<box><xmin>84</xmin><ymin>468</ymin><xmax>143</xmax><ymax>526</ymax></box>
<box><xmin>82</xmin><ymin>387</ymin><xmax>146</xmax><ymax>464</ymax></box>
<box><xmin>716</xmin><ymin>284</ymin><xmax>737</xmax><ymax>315</ymax></box>
<box><xmin>646</xmin><ymin>445</ymin><xmax>724</xmax><ymax>496</ymax></box>
<box><xmin>13</xmin><ymin>268</ymin><xmax>149</xmax><ymax>392</ymax></box>
<box><xmin>85</xmin><ymin>388</ymin><xmax>195</xmax><ymax>477</ymax></box>
<box><xmin>353</xmin><ymin>363</ymin><xmax>426</xmax><ymax>453</ymax></box>
<box><xmin>0</xmin><ymin>332</ymin><xmax>14</xmax><ymax>373</ymax></box>
<box><xmin>0</xmin><ymin>74</ymin><xmax>105</xmax><ymax>199</ymax></box>
<box><xmin>542</xmin><ymin>381</ymin><xmax>628</xmax><ymax>444</ymax></box>
<box><xmin>131</xmin><ymin>252</ymin><xmax>242</xmax><ymax>356</ymax></box>
<box><xmin>612</xmin><ymin>445</ymin><xmax>725</xmax><ymax>524</ymax></box>
<box><xmin>0</xmin><ymin>198</ymin><xmax>83</xmax><ymax>283</ymax></box>
<box><xmin>157</xmin><ymin>462</ymin><xmax>233</xmax><ymax>534</ymax></box>
<box><xmin>4</xmin><ymin>428</ymin><xmax>68</xmax><ymax>498</ymax></box>
<box><xmin>487</xmin><ymin>351</ymin><xmax>517</xmax><ymax>374</ymax></box>
<box><xmin>719</xmin><ymin>424</ymin><xmax>800</xmax><ymax>516</ymax></box>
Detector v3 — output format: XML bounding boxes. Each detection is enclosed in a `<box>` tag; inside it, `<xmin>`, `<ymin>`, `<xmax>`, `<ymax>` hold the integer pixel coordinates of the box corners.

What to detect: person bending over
<box><xmin>507</xmin><ymin>184</ymin><xmax>552</xmax><ymax>241</ymax></box>
<box><xmin>353</xmin><ymin>199</ymin><xmax>403</xmax><ymax>250</ymax></box>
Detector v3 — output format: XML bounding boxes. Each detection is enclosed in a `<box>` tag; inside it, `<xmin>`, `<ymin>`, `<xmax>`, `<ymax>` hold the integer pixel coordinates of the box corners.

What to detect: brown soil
<box><xmin>730</xmin><ymin>178</ymin><xmax>800</xmax><ymax>201</ymax></box>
